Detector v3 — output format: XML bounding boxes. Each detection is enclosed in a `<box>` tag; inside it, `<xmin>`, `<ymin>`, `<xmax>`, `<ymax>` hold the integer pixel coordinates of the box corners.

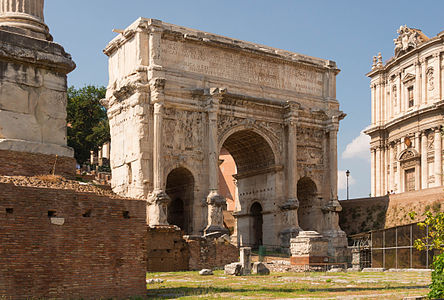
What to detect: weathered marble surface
<box><xmin>103</xmin><ymin>18</ymin><xmax>348</xmax><ymax>261</ymax></box>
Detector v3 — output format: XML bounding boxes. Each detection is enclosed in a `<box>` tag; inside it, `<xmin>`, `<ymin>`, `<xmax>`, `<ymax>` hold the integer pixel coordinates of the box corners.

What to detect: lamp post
<box><xmin>346</xmin><ymin>170</ymin><xmax>350</xmax><ymax>200</ymax></box>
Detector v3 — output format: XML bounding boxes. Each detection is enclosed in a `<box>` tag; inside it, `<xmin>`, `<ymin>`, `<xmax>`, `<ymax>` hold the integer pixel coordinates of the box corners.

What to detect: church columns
<box><xmin>434</xmin><ymin>127</ymin><xmax>442</xmax><ymax>187</ymax></box>
<box><xmin>204</xmin><ymin>88</ymin><xmax>228</xmax><ymax>235</ymax></box>
<box><xmin>389</xmin><ymin>143</ymin><xmax>395</xmax><ymax>192</ymax></box>
<box><xmin>415</xmin><ymin>61</ymin><xmax>421</xmax><ymax>106</ymax></box>
<box><xmin>396</xmin><ymin>142</ymin><xmax>402</xmax><ymax>193</ymax></box>
<box><xmin>421</xmin><ymin>59</ymin><xmax>427</xmax><ymax>105</ymax></box>
<box><xmin>370</xmin><ymin>148</ymin><xmax>376</xmax><ymax>197</ymax></box>
<box><xmin>414</xmin><ymin>133</ymin><xmax>421</xmax><ymax>190</ymax></box>
<box><xmin>147</xmin><ymin>78</ymin><xmax>171</xmax><ymax>226</ymax></box>
<box><xmin>421</xmin><ymin>131</ymin><xmax>428</xmax><ymax>189</ymax></box>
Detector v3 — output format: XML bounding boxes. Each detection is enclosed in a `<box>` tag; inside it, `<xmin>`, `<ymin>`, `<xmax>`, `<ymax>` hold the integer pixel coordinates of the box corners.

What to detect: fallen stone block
<box><xmin>252</xmin><ymin>262</ymin><xmax>270</xmax><ymax>275</ymax></box>
<box><xmin>361</xmin><ymin>268</ymin><xmax>385</xmax><ymax>272</ymax></box>
<box><xmin>224</xmin><ymin>262</ymin><xmax>242</xmax><ymax>276</ymax></box>
<box><xmin>199</xmin><ymin>269</ymin><xmax>213</xmax><ymax>276</ymax></box>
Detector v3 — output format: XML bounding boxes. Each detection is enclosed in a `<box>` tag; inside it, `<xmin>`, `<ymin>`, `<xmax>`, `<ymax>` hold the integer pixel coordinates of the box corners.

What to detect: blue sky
<box><xmin>45</xmin><ymin>0</ymin><xmax>444</xmax><ymax>200</ymax></box>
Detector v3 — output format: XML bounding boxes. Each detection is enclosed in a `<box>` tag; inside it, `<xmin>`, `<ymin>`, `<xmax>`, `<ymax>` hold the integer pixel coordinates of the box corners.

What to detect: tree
<box><xmin>67</xmin><ymin>85</ymin><xmax>109</xmax><ymax>165</ymax></box>
<box><xmin>410</xmin><ymin>211</ymin><xmax>444</xmax><ymax>299</ymax></box>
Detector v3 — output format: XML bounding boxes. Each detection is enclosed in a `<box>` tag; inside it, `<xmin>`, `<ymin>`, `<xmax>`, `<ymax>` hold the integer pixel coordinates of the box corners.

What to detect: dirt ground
<box><xmin>146</xmin><ymin>269</ymin><xmax>430</xmax><ymax>299</ymax></box>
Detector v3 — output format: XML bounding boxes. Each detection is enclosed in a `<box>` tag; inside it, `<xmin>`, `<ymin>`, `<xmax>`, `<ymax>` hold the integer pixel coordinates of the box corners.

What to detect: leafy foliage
<box><xmin>67</xmin><ymin>85</ymin><xmax>109</xmax><ymax>165</ymax></box>
<box><xmin>410</xmin><ymin>211</ymin><xmax>444</xmax><ymax>298</ymax></box>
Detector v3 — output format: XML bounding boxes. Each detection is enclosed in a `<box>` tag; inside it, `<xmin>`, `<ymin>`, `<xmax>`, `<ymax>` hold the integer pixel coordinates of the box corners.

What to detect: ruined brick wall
<box><xmin>0</xmin><ymin>184</ymin><xmax>147</xmax><ymax>299</ymax></box>
<box><xmin>0</xmin><ymin>150</ymin><xmax>76</xmax><ymax>178</ymax></box>
<box><xmin>186</xmin><ymin>236</ymin><xmax>238</xmax><ymax>270</ymax></box>
<box><xmin>340</xmin><ymin>187</ymin><xmax>444</xmax><ymax>236</ymax></box>
<box><xmin>146</xmin><ymin>226</ymin><xmax>189</xmax><ymax>272</ymax></box>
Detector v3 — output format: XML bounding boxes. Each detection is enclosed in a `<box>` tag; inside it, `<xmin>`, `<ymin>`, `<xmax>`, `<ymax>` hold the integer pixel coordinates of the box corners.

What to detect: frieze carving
<box><xmin>401</xmin><ymin>160</ymin><xmax>416</xmax><ymax>168</ymax></box>
<box><xmin>164</xmin><ymin>107</ymin><xmax>203</xmax><ymax>153</ymax></box>
<box><xmin>394</xmin><ymin>25</ymin><xmax>427</xmax><ymax>57</ymax></box>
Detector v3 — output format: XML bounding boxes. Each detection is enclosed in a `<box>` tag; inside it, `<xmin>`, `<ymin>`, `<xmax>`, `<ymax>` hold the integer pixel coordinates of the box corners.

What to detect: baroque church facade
<box><xmin>366</xmin><ymin>26</ymin><xmax>444</xmax><ymax>196</ymax></box>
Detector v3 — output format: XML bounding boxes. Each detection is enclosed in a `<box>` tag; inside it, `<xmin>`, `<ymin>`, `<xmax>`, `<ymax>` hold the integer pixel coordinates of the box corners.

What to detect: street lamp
<box><xmin>346</xmin><ymin>170</ymin><xmax>350</xmax><ymax>200</ymax></box>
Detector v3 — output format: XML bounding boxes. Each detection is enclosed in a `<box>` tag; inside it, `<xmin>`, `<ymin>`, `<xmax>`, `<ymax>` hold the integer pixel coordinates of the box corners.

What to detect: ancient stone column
<box><xmin>434</xmin><ymin>127</ymin><xmax>442</xmax><ymax>187</ymax></box>
<box><xmin>421</xmin><ymin>131</ymin><xmax>428</xmax><ymax>189</ymax></box>
<box><xmin>204</xmin><ymin>88</ymin><xmax>228</xmax><ymax>236</ymax></box>
<box><xmin>396</xmin><ymin>142</ymin><xmax>402</xmax><ymax>193</ymax></box>
<box><xmin>280</xmin><ymin>102</ymin><xmax>301</xmax><ymax>246</ymax></box>
<box><xmin>0</xmin><ymin>0</ymin><xmax>51</xmax><ymax>40</ymax></box>
<box><xmin>329</xmin><ymin>119</ymin><xmax>339</xmax><ymax>202</ymax></box>
<box><xmin>147</xmin><ymin>78</ymin><xmax>171</xmax><ymax>226</ymax></box>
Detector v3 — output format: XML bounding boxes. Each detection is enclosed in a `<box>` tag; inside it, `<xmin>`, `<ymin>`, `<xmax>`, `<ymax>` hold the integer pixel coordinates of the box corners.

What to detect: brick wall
<box><xmin>146</xmin><ymin>228</ymin><xmax>239</xmax><ymax>271</ymax></box>
<box><xmin>0</xmin><ymin>183</ymin><xmax>147</xmax><ymax>299</ymax></box>
<box><xmin>146</xmin><ymin>226</ymin><xmax>189</xmax><ymax>272</ymax></box>
<box><xmin>186</xmin><ymin>236</ymin><xmax>238</xmax><ymax>270</ymax></box>
<box><xmin>340</xmin><ymin>186</ymin><xmax>444</xmax><ymax>236</ymax></box>
<box><xmin>0</xmin><ymin>150</ymin><xmax>76</xmax><ymax>178</ymax></box>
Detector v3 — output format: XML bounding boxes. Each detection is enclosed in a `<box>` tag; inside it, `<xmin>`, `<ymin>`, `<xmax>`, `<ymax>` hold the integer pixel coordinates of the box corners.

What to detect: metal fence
<box><xmin>351</xmin><ymin>222</ymin><xmax>435</xmax><ymax>269</ymax></box>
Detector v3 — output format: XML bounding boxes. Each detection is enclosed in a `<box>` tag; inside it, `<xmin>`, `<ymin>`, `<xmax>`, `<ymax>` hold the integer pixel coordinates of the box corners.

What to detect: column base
<box><xmin>147</xmin><ymin>189</ymin><xmax>171</xmax><ymax>226</ymax></box>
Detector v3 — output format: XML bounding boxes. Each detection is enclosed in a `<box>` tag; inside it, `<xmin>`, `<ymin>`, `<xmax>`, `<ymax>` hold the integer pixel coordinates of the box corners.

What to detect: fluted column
<box><xmin>329</xmin><ymin>119</ymin><xmax>339</xmax><ymax>201</ymax></box>
<box><xmin>204</xmin><ymin>88</ymin><xmax>228</xmax><ymax>236</ymax></box>
<box><xmin>397</xmin><ymin>73</ymin><xmax>402</xmax><ymax>113</ymax></box>
<box><xmin>421</xmin><ymin>131</ymin><xmax>428</xmax><ymax>189</ymax></box>
<box><xmin>415</xmin><ymin>61</ymin><xmax>421</xmax><ymax>106</ymax></box>
<box><xmin>371</xmin><ymin>148</ymin><xmax>376</xmax><ymax>196</ymax></box>
<box><xmin>375</xmin><ymin>146</ymin><xmax>381</xmax><ymax>196</ymax></box>
<box><xmin>389</xmin><ymin>144</ymin><xmax>395</xmax><ymax>192</ymax></box>
<box><xmin>147</xmin><ymin>78</ymin><xmax>170</xmax><ymax>226</ymax></box>
<box><xmin>396</xmin><ymin>142</ymin><xmax>402</xmax><ymax>193</ymax></box>
<box><xmin>280</xmin><ymin>102</ymin><xmax>301</xmax><ymax>245</ymax></box>
<box><xmin>421</xmin><ymin>59</ymin><xmax>427</xmax><ymax>105</ymax></box>
<box><xmin>0</xmin><ymin>0</ymin><xmax>50</xmax><ymax>40</ymax></box>
<box><xmin>434</xmin><ymin>127</ymin><xmax>442</xmax><ymax>187</ymax></box>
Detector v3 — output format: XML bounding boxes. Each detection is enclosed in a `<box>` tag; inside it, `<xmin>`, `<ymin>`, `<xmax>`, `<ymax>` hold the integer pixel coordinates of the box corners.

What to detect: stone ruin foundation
<box><xmin>0</xmin><ymin>0</ymin><xmax>76</xmax><ymax>177</ymax></box>
<box><xmin>103</xmin><ymin>18</ymin><xmax>349</xmax><ymax>263</ymax></box>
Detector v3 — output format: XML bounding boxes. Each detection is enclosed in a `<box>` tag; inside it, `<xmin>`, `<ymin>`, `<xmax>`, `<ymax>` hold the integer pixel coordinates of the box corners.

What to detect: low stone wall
<box><xmin>146</xmin><ymin>226</ymin><xmax>189</xmax><ymax>272</ymax></box>
<box><xmin>340</xmin><ymin>187</ymin><xmax>444</xmax><ymax>235</ymax></box>
<box><xmin>0</xmin><ymin>149</ymin><xmax>76</xmax><ymax>178</ymax></box>
<box><xmin>186</xmin><ymin>236</ymin><xmax>239</xmax><ymax>270</ymax></box>
<box><xmin>0</xmin><ymin>183</ymin><xmax>147</xmax><ymax>299</ymax></box>
<box><xmin>146</xmin><ymin>227</ymin><xmax>239</xmax><ymax>271</ymax></box>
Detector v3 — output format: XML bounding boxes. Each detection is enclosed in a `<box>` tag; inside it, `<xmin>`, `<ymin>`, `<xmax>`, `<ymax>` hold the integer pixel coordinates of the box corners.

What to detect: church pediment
<box><xmin>402</xmin><ymin>73</ymin><xmax>416</xmax><ymax>83</ymax></box>
<box><xmin>398</xmin><ymin>148</ymin><xmax>419</xmax><ymax>161</ymax></box>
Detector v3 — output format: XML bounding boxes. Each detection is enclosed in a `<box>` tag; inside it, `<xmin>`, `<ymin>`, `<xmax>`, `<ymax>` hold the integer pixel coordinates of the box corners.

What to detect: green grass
<box><xmin>145</xmin><ymin>270</ymin><xmax>430</xmax><ymax>299</ymax></box>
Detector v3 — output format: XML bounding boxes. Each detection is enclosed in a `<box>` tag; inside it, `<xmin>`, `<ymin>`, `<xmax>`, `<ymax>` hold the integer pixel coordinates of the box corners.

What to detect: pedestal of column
<box><xmin>147</xmin><ymin>189</ymin><xmax>170</xmax><ymax>226</ymax></box>
<box><xmin>0</xmin><ymin>0</ymin><xmax>75</xmax><ymax>177</ymax></box>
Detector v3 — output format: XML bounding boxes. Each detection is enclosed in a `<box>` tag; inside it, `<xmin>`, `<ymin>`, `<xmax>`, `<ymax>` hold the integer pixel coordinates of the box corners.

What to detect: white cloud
<box><xmin>338</xmin><ymin>170</ymin><xmax>356</xmax><ymax>191</ymax></box>
<box><xmin>342</xmin><ymin>130</ymin><xmax>370</xmax><ymax>160</ymax></box>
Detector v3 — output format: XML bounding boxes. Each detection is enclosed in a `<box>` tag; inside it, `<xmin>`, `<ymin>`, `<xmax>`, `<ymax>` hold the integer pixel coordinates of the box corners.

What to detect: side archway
<box><xmin>297</xmin><ymin>177</ymin><xmax>318</xmax><ymax>231</ymax></box>
<box><xmin>166</xmin><ymin>167</ymin><xmax>194</xmax><ymax>234</ymax></box>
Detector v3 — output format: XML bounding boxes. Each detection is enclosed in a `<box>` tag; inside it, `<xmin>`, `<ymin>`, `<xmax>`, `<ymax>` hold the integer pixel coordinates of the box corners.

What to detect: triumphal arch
<box><xmin>103</xmin><ymin>18</ymin><xmax>347</xmax><ymax>260</ymax></box>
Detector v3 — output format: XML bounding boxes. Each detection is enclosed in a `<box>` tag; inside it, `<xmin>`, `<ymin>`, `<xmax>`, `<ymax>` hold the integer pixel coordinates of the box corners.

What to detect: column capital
<box><xmin>0</xmin><ymin>0</ymin><xmax>51</xmax><ymax>40</ymax></box>
<box><xmin>149</xmin><ymin>77</ymin><xmax>166</xmax><ymax>104</ymax></box>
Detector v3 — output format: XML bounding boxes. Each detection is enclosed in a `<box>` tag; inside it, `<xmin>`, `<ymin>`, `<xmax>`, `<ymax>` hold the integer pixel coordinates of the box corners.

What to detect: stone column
<box><xmin>375</xmin><ymin>146</ymin><xmax>381</xmax><ymax>196</ymax></box>
<box><xmin>0</xmin><ymin>0</ymin><xmax>51</xmax><ymax>40</ymax></box>
<box><xmin>147</xmin><ymin>78</ymin><xmax>170</xmax><ymax>226</ymax></box>
<box><xmin>415</xmin><ymin>61</ymin><xmax>421</xmax><ymax>106</ymax></box>
<box><xmin>434</xmin><ymin>53</ymin><xmax>441</xmax><ymax>101</ymax></box>
<box><xmin>397</xmin><ymin>73</ymin><xmax>402</xmax><ymax>113</ymax></box>
<box><xmin>204</xmin><ymin>88</ymin><xmax>228</xmax><ymax>236</ymax></box>
<box><xmin>371</xmin><ymin>84</ymin><xmax>375</xmax><ymax>125</ymax></box>
<box><xmin>389</xmin><ymin>143</ymin><xmax>395</xmax><ymax>192</ymax></box>
<box><xmin>434</xmin><ymin>127</ymin><xmax>442</xmax><ymax>187</ymax></box>
<box><xmin>280</xmin><ymin>102</ymin><xmax>301</xmax><ymax>245</ymax></box>
<box><xmin>421</xmin><ymin>59</ymin><xmax>427</xmax><ymax>105</ymax></box>
<box><xmin>329</xmin><ymin>119</ymin><xmax>339</xmax><ymax>202</ymax></box>
<box><xmin>375</xmin><ymin>83</ymin><xmax>380</xmax><ymax>124</ymax></box>
<box><xmin>371</xmin><ymin>148</ymin><xmax>376</xmax><ymax>197</ymax></box>
<box><xmin>396</xmin><ymin>142</ymin><xmax>402</xmax><ymax>193</ymax></box>
<box><xmin>421</xmin><ymin>131</ymin><xmax>428</xmax><ymax>189</ymax></box>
